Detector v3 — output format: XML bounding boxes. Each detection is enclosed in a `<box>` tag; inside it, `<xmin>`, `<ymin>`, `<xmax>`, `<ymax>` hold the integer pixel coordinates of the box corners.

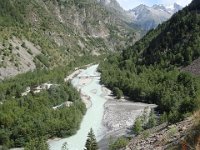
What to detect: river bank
<box><xmin>48</xmin><ymin>64</ymin><xmax>156</xmax><ymax>150</ymax></box>
<box><xmin>48</xmin><ymin>65</ymin><xmax>107</xmax><ymax>150</ymax></box>
<box><xmin>64</xmin><ymin>64</ymin><xmax>94</xmax><ymax>108</ymax></box>
<box><xmin>99</xmin><ymin>96</ymin><xmax>156</xmax><ymax>150</ymax></box>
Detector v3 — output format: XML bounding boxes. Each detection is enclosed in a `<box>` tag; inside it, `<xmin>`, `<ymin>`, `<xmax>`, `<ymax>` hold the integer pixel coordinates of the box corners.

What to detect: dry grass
<box><xmin>194</xmin><ymin>111</ymin><xmax>200</xmax><ymax>150</ymax></box>
<box><xmin>182</xmin><ymin>57</ymin><xmax>200</xmax><ymax>75</ymax></box>
<box><xmin>185</xmin><ymin>111</ymin><xmax>200</xmax><ymax>150</ymax></box>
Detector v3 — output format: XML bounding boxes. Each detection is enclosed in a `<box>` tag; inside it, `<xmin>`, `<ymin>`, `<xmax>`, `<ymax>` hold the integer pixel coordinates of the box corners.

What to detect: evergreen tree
<box><xmin>113</xmin><ymin>87</ymin><xmax>123</xmax><ymax>99</ymax></box>
<box><xmin>159</xmin><ymin>112</ymin><xmax>168</xmax><ymax>124</ymax></box>
<box><xmin>109</xmin><ymin>137</ymin><xmax>129</xmax><ymax>150</ymax></box>
<box><xmin>146</xmin><ymin>110</ymin><xmax>157</xmax><ymax>129</ymax></box>
<box><xmin>85</xmin><ymin>128</ymin><xmax>98</xmax><ymax>150</ymax></box>
<box><xmin>24</xmin><ymin>137</ymin><xmax>48</xmax><ymax>150</ymax></box>
<box><xmin>133</xmin><ymin>118</ymin><xmax>143</xmax><ymax>135</ymax></box>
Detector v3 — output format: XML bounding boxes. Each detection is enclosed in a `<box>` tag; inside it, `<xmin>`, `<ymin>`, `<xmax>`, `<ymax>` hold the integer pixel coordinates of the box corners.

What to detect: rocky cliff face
<box><xmin>124</xmin><ymin>118</ymin><xmax>194</xmax><ymax>150</ymax></box>
<box><xmin>98</xmin><ymin>0</ymin><xmax>133</xmax><ymax>22</ymax></box>
<box><xmin>0</xmin><ymin>0</ymin><xmax>140</xmax><ymax>79</ymax></box>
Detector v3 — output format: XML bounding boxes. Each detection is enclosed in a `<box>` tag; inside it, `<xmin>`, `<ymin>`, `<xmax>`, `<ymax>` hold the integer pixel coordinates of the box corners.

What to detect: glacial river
<box><xmin>48</xmin><ymin>65</ymin><xmax>107</xmax><ymax>150</ymax></box>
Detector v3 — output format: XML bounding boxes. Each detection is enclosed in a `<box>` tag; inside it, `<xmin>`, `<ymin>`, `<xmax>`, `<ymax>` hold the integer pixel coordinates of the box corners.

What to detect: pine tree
<box><xmin>85</xmin><ymin>128</ymin><xmax>98</xmax><ymax>150</ymax></box>
<box><xmin>24</xmin><ymin>137</ymin><xmax>48</xmax><ymax>150</ymax></box>
<box><xmin>146</xmin><ymin>110</ymin><xmax>157</xmax><ymax>129</ymax></box>
<box><xmin>133</xmin><ymin>118</ymin><xmax>143</xmax><ymax>135</ymax></box>
<box><xmin>113</xmin><ymin>87</ymin><xmax>123</xmax><ymax>99</ymax></box>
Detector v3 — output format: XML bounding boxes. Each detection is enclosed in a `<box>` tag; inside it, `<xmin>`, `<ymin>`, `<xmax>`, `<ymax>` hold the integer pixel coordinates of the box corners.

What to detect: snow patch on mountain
<box><xmin>129</xmin><ymin>3</ymin><xmax>183</xmax><ymax>30</ymax></box>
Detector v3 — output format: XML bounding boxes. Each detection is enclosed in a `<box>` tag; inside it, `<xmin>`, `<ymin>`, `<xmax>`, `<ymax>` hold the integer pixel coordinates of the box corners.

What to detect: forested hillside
<box><xmin>0</xmin><ymin>55</ymin><xmax>104</xmax><ymax>149</ymax></box>
<box><xmin>122</xmin><ymin>0</ymin><xmax>200</xmax><ymax>67</ymax></box>
<box><xmin>99</xmin><ymin>0</ymin><xmax>200</xmax><ymax>123</ymax></box>
<box><xmin>0</xmin><ymin>0</ymin><xmax>140</xmax><ymax>149</ymax></box>
<box><xmin>0</xmin><ymin>0</ymin><xmax>140</xmax><ymax>79</ymax></box>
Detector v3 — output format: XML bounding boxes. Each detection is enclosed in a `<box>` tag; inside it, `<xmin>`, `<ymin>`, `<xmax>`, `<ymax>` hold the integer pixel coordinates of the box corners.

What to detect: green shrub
<box><xmin>27</xmin><ymin>49</ymin><xmax>33</xmax><ymax>55</ymax></box>
<box><xmin>21</xmin><ymin>42</ymin><xmax>26</xmax><ymax>48</ymax></box>
<box><xmin>133</xmin><ymin>118</ymin><xmax>143</xmax><ymax>135</ymax></box>
<box><xmin>109</xmin><ymin>137</ymin><xmax>129</xmax><ymax>150</ymax></box>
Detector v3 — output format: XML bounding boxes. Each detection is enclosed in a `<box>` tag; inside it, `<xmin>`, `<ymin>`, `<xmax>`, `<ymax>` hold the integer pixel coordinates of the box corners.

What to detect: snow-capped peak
<box><xmin>165</xmin><ymin>3</ymin><xmax>183</xmax><ymax>13</ymax></box>
<box><xmin>128</xmin><ymin>3</ymin><xmax>183</xmax><ymax>31</ymax></box>
<box><xmin>165</xmin><ymin>4</ymin><xmax>175</xmax><ymax>9</ymax></box>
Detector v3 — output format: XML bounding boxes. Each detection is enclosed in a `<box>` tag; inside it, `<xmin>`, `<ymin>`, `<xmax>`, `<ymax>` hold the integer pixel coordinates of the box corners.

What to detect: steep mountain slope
<box><xmin>98</xmin><ymin>0</ymin><xmax>133</xmax><ymax>22</ymax></box>
<box><xmin>98</xmin><ymin>0</ymin><xmax>124</xmax><ymax>11</ymax></box>
<box><xmin>125</xmin><ymin>117</ymin><xmax>194</xmax><ymax>150</ymax></box>
<box><xmin>0</xmin><ymin>0</ymin><xmax>139</xmax><ymax>80</ymax></box>
<box><xmin>183</xmin><ymin>58</ymin><xmax>200</xmax><ymax>75</ymax></box>
<box><xmin>125</xmin><ymin>1</ymin><xmax>200</xmax><ymax>67</ymax></box>
<box><xmin>128</xmin><ymin>3</ymin><xmax>183</xmax><ymax>30</ymax></box>
<box><xmin>99</xmin><ymin>1</ymin><xmax>200</xmax><ymax>148</ymax></box>
<box><xmin>99</xmin><ymin>0</ymin><xmax>200</xmax><ymax>123</ymax></box>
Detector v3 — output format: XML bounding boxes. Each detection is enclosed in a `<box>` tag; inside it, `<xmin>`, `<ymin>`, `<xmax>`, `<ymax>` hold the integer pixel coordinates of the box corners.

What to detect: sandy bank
<box><xmin>64</xmin><ymin>64</ymin><xmax>94</xmax><ymax>108</ymax></box>
<box><xmin>103</xmin><ymin>99</ymin><xmax>156</xmax><ymax>132</ymax></box>
<box><xmin>99</xmin><ymin>91</ymin><xmax>156</xmax><ymax>149</ymax></box>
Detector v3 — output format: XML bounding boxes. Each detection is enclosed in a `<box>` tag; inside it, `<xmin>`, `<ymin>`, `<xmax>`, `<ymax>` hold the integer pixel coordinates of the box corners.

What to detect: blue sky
<box><xmin>116</xmin><ymin>0</ymin><xmax>192</xmax><ymax>10</ymax></box>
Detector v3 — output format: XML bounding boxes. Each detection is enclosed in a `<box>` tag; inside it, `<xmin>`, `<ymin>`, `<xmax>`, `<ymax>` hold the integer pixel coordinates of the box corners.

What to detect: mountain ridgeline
<box><xmin>122</xmin><ymin>4</ymin><xmax>200</xmax><ymax>67</ymax></box>
<box><xmin>0</xmin><ymin>0</ymin><xmax>139</xmax><ymax>79</ymax></box>
<box><xmin>128</xmin><ymin>3</ymin><xmax>183</xmax><ymax>31</ymax></box>
<box><xmin>99</xmin><ymin>0</ymin><xmax>200</xmax><ymax>123</ymax></box>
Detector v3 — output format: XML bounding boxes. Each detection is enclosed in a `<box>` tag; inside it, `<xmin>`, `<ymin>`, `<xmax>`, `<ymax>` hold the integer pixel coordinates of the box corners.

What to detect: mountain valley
<box><xmin>0</xmin><ymin>0</ymin><xmax>200</xmax><ymax>150</ymax></box>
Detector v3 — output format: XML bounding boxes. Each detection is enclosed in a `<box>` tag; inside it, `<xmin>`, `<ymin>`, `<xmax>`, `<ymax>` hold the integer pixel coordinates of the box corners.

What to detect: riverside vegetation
<box><xmin>99</xmin><ymin>0</ymin><xmax>200</xmax><ymax>124</ymax></box>
<box><xmin>85</xmin><ymin>129</ymin><xmax>98</xmax><ymax>150</ymax></box>
<box><xmin>0</xmin><ymin>55</ymin><xmax>104</xmax><ymax>149</ymax></box>
<box><xmin>99</xmin><ymin>1</ymin><xmax>200</xmax><ymax>149</ymax></box>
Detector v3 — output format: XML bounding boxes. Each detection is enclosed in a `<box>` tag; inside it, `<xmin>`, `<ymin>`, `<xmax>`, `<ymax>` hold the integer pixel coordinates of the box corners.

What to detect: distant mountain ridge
<box><xmin>97</xmin><ymin>1</ymin><xmax>183</xmax><ymax>31</ymax></box>
<box><xmin>98</xmin><ymin>0</ymin><xmax>123</xmax><ymax>11</ymax></box>
<box><xmin>98</xmin><ymin>0</ymin><xmax>133</xmax><ymax>22</ymax></box>
<box><xmin>128</xmin><ymin>3</ymin><xmax>183</xmax><ymax>30</ymax></box>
